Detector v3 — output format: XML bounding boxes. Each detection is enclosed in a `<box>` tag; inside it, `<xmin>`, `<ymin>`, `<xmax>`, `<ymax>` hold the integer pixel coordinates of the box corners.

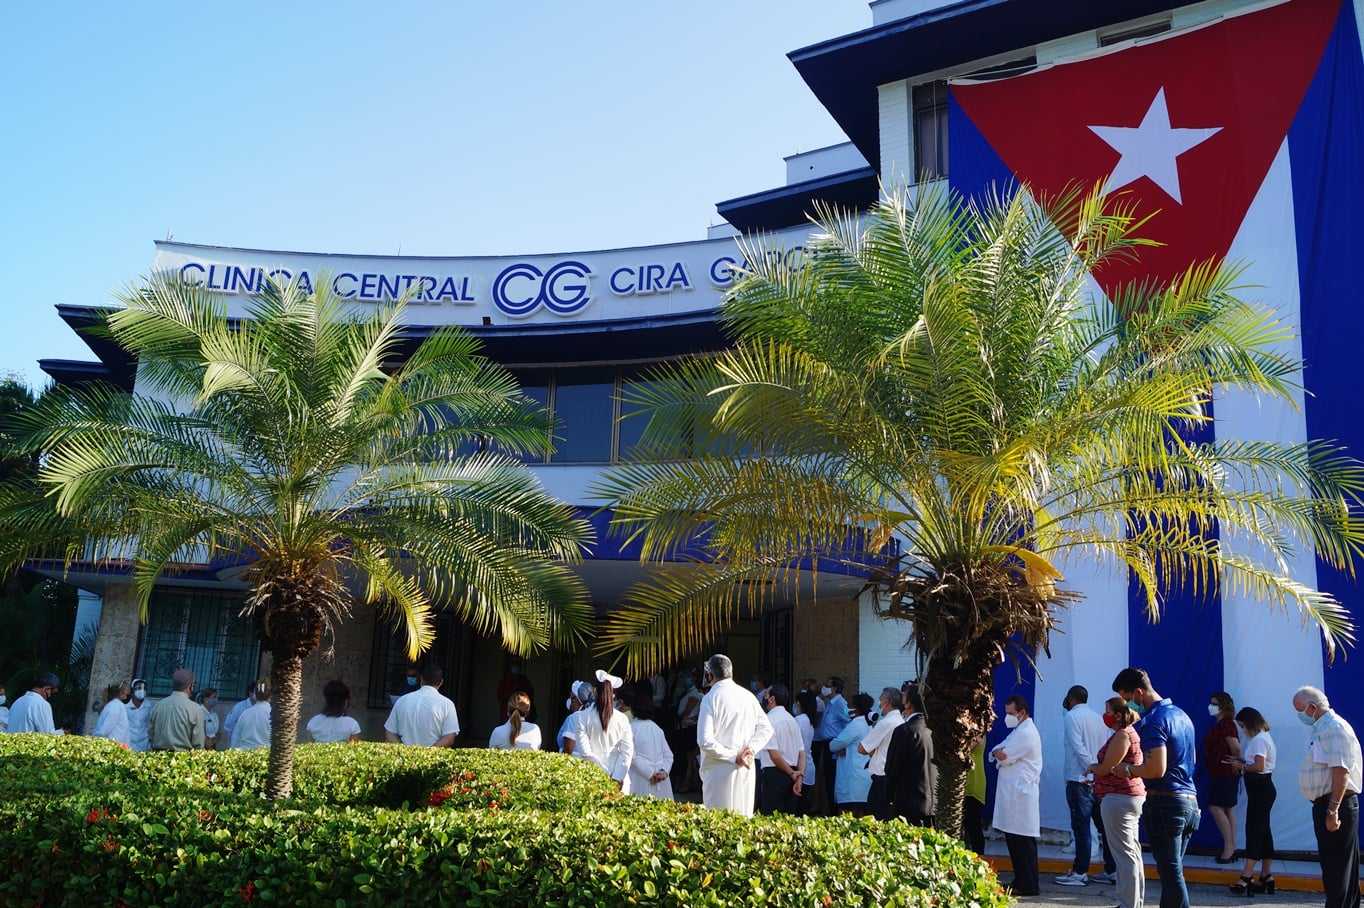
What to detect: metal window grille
<box><xmin>367</xmin><ymin>610</ymin><xmax>465</xmax><ymax>709</ymax></box>
<box><xmin>135</xmin><ymin>589</ymin><xmax>259</xmax><ymax>698</ymax></box>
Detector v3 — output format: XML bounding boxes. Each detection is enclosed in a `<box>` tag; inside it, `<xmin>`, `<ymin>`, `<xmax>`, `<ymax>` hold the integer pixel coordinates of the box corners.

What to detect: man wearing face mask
<box><xmin>1056</xmin><ymin>685</ymin><xmax>1113</xmax><ymax>887</ymax></box>
<box><xmin>221</xmin><ymin>682</ymin><xmax>256</xmax><ymax>747</ymax></box>
<box><xmin>126</xmin><ymin>678</ymin><xmax>152</xmax><ymax>752</ymax></box>
<box><xmin>1111</xmin><ymin>667</ymin><xmax>1198</xmax><ymax>908</ymax></box>
<box><xmin>1292</xmin><ymin>685</ymin><xmax>1361</xmax><ymax>908</ymax></box>
<box><xmin>7</xmin><ymin>673</ymin><xmax>64</xmax><ymax>735</ymax></box>
<box><xmin>814</xmin><ymin>676</ymin><xmax>849</xmax><ymax>814</ymax></box>
<box><xmin>756</xmin><ymin>683</ymin><xmax>805</xmax><ymax>815</ymax></box>
<box><xmin>992</xmin><ymin>695</ymin><xmax>1043</xmax><ymax>897</ymax></box>
<box><xmin>858</xmin><ymin>687</ymin><xmax>905</xmax><ymax>820</ymax></box>
<box><xmin>0</xmin><ymin>685</ymin><xmax>9</xmax><ymax>733</ymax></box>
<box><xmin>696</xmin><ymin>654</ymin><xmax>773</xmax><ymax>816</ymax></box>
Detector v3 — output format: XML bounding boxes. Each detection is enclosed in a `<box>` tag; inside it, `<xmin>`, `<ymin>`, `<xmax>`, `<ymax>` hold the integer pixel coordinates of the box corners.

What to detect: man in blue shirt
<box><xmin>1112</xmin><ymin>667</ymin><xmax>1199</xmax><ymax>908</ymax></box>
<box><xmin>814</xmin><ymin>676</ymin><xmax>850</xmax><ymax>813</ymax></box>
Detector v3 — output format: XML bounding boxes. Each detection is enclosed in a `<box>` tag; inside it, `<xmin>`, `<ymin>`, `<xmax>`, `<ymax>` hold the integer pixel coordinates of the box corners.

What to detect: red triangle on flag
<box><xmin>950</xmin><ymin>0</ymin><xmax>1339</xmax><ymax>296</ymax></box>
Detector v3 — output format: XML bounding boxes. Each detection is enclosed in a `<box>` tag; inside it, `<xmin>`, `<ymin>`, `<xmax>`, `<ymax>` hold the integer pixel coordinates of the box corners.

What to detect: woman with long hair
<box><xmin>1206</xmin><ymin>690</ymin><xmax>1242</xmax><ymax>862</ymax></box>
<box><xmin>490</xmin><ymin>691</ymin><xmax>542</xmax><ymax>750</ymax></box>
<box><xmin>1091</xmin><ymin>697</ymin><xmax>1146</xmax><ymax>908</ymax></box>
<box><xmin>305</xmin><ymin>680</ymin><xmax>361</xmax><ymax>743</ymax></box>
<box><xmin>1227</xmin><ymin>707</ymin><xmax>1277</xmax><ymax>895</ymax></box>
<box><xmin>569</xmin><ymin>670</ymin><xmax>635</xmax><ymax>790</ymax></box>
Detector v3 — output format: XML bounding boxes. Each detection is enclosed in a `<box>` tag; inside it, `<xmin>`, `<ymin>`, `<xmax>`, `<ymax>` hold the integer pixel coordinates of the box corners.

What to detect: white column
<box><xmin>878</xmin><ymin>80</ymin><xmax>914</xmax><ymax>193</ymax></box>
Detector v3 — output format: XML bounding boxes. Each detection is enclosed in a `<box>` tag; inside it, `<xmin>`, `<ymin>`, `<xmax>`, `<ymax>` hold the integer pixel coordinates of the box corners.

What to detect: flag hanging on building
<box><xmin>949</xmin><ymin>0</ymin><xmax>1364</xmax><ymax>850</ymax></box>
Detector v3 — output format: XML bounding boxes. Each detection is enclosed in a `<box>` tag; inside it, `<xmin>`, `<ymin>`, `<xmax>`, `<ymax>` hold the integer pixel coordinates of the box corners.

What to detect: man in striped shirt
<box><xmin>1293</xmin><ymin>685</ymin><xmax>1361</xmax><ymax>908</ymax></box>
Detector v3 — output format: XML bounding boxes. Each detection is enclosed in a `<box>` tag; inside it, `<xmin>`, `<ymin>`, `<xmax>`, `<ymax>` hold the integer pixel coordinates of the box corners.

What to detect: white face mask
<box><xmin>1208</xmin><ymin>703</ymin><xmax>1221</xmax><ymax>718</ymax></box>
<box><xmin>0</xmin><ymin>694</ymin><xmax>6</xmax><ymax>706</ymax></box>
<box><xmin>820</xmin><ymin>686</ymin><xmax>833</xmax><ymax>698</ymax></box>
<box><xmin>204</xmin><ymin>697</ymin><xmax>218</xmax><ymax>709</ymax></box>
<box><xmin>1004</xmin><ymin>713</ymin><xmax>1021</xmax><ymax>728</ymax></box>
<box><xmin>565</xmin><ymin>697</ymin><xmax>575</xmax><ymax>711</ymax></box>
<box><xmin>132</xmin><ymin>688</ymin><xmax>146</xmax><ymax>702</ymax></box>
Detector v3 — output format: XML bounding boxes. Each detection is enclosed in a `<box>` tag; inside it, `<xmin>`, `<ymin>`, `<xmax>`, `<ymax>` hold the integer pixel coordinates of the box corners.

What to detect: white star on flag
<box><xmin>1088</xmin><ymin>87</ymin><xmax>1221</xmax><ymax>204</ymax></box>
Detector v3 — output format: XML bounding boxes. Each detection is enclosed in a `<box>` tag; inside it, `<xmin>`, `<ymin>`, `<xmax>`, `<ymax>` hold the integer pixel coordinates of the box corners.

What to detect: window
<box><xmin>912</xmin><ymin>81</ymin><xmax>949</xmax><ymax>182</ymax></box>
<box><xmin>367</xmin><ymin>611</ymin><xmax>466</xmax><ymax>709</ymax></box>
<box><xmin>549</xmin><ymin>368</ymin><xmax>616</xmax><ymax>463</ymax></box>
<box><xmin>506</xmin><ymin>372</ymin><xmax>551</xmax><ymax>464</ymax></box>
<box><xmin>136</xmin><ymin>589</ymin><xmax>259</xmax><ymax>699</ymax></box>
<box><xmin>1099</xmin><ymin>18</ymin><xmax>1171</xmax><ymax>46</ymax></box>
<box><xmin>617</xmin><ymin>371</ymin><xmax>693</xmax><ymax>461</ymax></box>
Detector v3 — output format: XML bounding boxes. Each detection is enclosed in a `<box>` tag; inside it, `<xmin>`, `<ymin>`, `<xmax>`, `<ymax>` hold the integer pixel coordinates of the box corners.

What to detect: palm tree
<box><xmin>590</xmin><ymin>185</ymin><xmax>1364</xmax><ymax>837</ymax></box>
<box><xmin>0</xmin><ymin>276</ymin><xmax>593</xmax><ymax>798</ymax></box>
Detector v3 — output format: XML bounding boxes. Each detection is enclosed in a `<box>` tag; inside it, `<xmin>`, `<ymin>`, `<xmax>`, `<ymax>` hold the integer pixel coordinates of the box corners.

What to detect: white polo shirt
<box><xmin>859</xmin><ymin>709</ymin><xmax>904</xmax><ymax>777</ymax></box>
<box><xmin>757</xmin><ymin>705</ymin><xmax>804</xmax><ymax>770</ymax></box>
<box><xmin>384</xmin><ymin>685</ymin><xmax>460</xmax><ymax>746</ymax></box>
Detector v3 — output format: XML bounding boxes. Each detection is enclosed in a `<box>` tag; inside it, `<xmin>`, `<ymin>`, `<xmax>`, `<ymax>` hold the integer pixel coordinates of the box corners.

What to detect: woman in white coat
<box><xmin>571</xmin><ymin>671</ymin><xmax>635</xmax><ymax>791</ymax></box>
<box><xmin>489</xmin><ymin>691</ymin><xmax>542</xmax><ymax>750</ymax></box>
<box><xmin>991</xmin><ymin>695</ymin><xmax>1043</xmax><ymax>897</ymax></box>
<box><xmin>92</xmin><ymin>682</ymin><xmax>131</xmax><ymax>747</ymax></box>
<box><xmin>626</xmin><ymin>687</ymin><xmax>674</xmax><ymax>800</ymax></box>
<box><xmin>829</xmin><ymin>692</ymin><xmax>874</xmax><ymax>814</ymax></box>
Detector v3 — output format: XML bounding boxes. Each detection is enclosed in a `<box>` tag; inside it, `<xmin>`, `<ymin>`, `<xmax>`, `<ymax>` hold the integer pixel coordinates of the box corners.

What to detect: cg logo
<box><xmin>491</xmin><ymin>260</ymin><xmax>592</xmax><ymax>317</ymax></box>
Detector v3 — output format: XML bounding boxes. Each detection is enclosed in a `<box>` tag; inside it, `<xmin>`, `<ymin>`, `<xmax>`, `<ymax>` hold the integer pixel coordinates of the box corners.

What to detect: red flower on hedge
<box><xmin>85</xmin><ymin>807</ymin><xmax>110</xmax><ymax>825</ymax></box>
<box><xmin>101</xmin><ymin>838</ymin><xmax>119</xmax><ymax>854</ymax></box>
<box><xmin>198</xmin><ymin>810</ymin><xmax>215</xmax><ymax>823</ymax></box>
<box><xmin>460</xmin><ymin>771</ymin><xmax>476</xmax><ymax>782</ymax></box>
<box><xmin>239</xmin><ymin>881</ymin><xmax>257</xmax><ymax>902</ymax></box>
<box><xmin>427</xmin><ymin>788</ymin><xmax>453</xmax><ymax>807</ymax></box>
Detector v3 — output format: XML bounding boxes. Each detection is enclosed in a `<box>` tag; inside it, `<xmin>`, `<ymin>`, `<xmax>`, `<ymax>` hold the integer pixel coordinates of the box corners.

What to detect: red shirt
<box><xmin>1094</xmin><ymin>726</ymin><xmax>1145</xmax><ymax>798</ymax></box>
<box><xmin>1205</xmin><ymin>718</ymin><xmax>1239</xmax><ymax>778</ymax></box>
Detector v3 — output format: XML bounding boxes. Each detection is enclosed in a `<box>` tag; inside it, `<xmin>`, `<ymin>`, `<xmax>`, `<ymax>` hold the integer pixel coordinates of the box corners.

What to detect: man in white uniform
<box><xmin>384</xmin><ymin>664</ymin><xmax>460</xmax><ymax>747</ymax></box>
<box><xmin>1057</xmin><ymin>684</ymin><xmax>1114</xmax><ymax>887</ymax></box>
<box><xmin>756</xmin><ymin>683</ymin><xmax>805</xmax><ymax>815</ymax></box>
<box><xmin>126</xmin><ymin>678</ymin><xmax>152</xmax><ymax>752</ymax></box>
<box><xmin>7</xmin><ymin>673</ymin><xmax>63</xmax><ymax>734</ymax></box>
<box><xmin>0</xmin><ymin>685</ymin><xmax>10</xmax><ymax>732</ymax></box>
<box><xmin>221</xmin><ymin>683</ymin><xmax>256</xmax><ymax>745</ymax></box>
<box><xmin>992</xmin><ymin>694</ymin><xmax>1044</xmax><ymax>897</ymax></box>
<box><xmin>697</xmin><ymin>654</ymin><xmax>772</xmax><ymax>816</ymax></box>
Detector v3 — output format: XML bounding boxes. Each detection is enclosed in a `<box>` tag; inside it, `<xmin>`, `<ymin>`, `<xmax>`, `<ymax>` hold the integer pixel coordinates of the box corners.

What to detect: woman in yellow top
<box><xmin>964</xmin><ymin>738</ymin><xmax>988</xmax><ymax>854</ymax></box>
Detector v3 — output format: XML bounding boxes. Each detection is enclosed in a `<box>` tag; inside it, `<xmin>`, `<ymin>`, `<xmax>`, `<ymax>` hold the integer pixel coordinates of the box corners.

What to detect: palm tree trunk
<box><xmin>266</xmin><ymin>646</ymin><xmax>303</xmax><ymax>800</ymax></box>
<box><xmin>936</xmin><ymin>754</ymin><xmax>971</xmax><ymax>840</ymax></box>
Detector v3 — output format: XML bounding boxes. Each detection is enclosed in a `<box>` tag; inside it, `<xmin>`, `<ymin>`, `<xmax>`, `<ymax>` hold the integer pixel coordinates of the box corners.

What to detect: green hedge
<box><xmin>0</xmin><ymin>735</ymin><xmax>1008</xmax><ymax>908</ymax></box>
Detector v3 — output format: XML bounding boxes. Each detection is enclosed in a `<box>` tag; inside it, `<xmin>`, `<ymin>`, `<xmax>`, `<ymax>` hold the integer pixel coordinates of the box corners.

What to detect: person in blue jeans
<box><xmin>1112</xmin><ymin>667</ymin><xmax>1200</xmax><ymax>908</ymax></box>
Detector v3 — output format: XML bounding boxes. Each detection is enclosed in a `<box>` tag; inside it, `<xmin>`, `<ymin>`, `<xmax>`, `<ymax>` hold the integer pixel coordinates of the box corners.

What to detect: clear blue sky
<box><xmin>0</xmin><ymin>3</ymin><xmax>869</xmax><ymax>390</ymax></box>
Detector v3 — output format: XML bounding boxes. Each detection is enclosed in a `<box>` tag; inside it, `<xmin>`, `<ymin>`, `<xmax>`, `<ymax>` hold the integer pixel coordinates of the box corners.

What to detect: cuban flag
<box><xmin>949</xmin><ymin>0</ymin><xmax>1364</xmax><ymax>849</ymax></box>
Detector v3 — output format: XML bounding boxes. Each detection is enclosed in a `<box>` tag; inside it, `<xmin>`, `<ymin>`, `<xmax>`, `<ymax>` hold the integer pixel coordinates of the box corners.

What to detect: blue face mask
<box><xmin>405</xmin><ymin>676</ymin><xmax>419</xmax><ymax>688</ymax></box>
<box><xmin>1126</xmin><ymin>700</ymin><xmax>1145</xmax><ymax>716</ymax></box>
<box><xmin>1297</xmin><ymin>709</ymin><xmax>1316</xmax><ymax>726</ymax></box>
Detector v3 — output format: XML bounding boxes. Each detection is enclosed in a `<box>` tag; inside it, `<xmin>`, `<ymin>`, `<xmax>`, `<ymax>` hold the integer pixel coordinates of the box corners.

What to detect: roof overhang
<box><xmin>716</xmin><ymin>166</ymin><xmax>879</xmax><ymax>233</ymax></box>
<box><xmin>789</xmin><ymin>0</ymin><xmax>1189</xmax><ymax>169</ymax></box>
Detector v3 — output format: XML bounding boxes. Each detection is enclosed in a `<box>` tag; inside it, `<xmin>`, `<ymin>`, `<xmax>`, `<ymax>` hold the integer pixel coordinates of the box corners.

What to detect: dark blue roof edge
<box><xmin>716</xmin><ymin>165</ymin><xmax>878</xmax><ymax>213</ymax></box>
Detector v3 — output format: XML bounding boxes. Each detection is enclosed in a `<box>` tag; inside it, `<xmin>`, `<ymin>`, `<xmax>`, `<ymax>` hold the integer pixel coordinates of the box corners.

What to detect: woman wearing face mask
<box><xmin>0</xmin><ymin>685</ymin><xmax>8</xmax><ymax>733</ymax></box>
<box><xmin>1225</xmin><ymin>707</ymin><xmax>1276</xmax><ymax>896</ymax></box>
<box><xmin>92</xmin><ymin>681</ymin><xmax>132</xmax><ymax>747</ymax></box>
<box><xmin>991</xmin><ymin>695</ymin><xmax>1043</xmax><ymax>897</ymax></box>
<box><xmin>126</xmin><ymin>678</ymin><xmax>152</xmax><ymax>752</ymax></box>
<box><xmin>829</xmin><ymin>692</ymin><xmax>874</xmax><ymax>816</ymax></box>
<box><xmin>559</xmin><ymin>680</ymin><xmax>593</xmax><ymax>754</ymax></box>
<box><xmin>1091</xmin><ymin>697</ymin><xmax>1145</xmax><ymax>908</ymax></box>
<box><xmin>1205</xmin><ymin>691</ymin><xmax>1242</xmax><ymax>862</ymax></box>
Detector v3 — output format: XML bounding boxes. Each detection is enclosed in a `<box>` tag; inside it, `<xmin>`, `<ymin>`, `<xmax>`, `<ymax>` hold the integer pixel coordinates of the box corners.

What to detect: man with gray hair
<box><xmin>696</xmin><ymin>654</ymin><xmax>773</xmax><ymax>816</ymax></box>
<box><xmin>1292</xmin><ymin>685</ymin><xmax>1361</xmax><ymax>908</ymax></box>
<box><xmin>148</xmin><ymin>668</ymin><xmax>205</xmax><ymax>752</ymax></box>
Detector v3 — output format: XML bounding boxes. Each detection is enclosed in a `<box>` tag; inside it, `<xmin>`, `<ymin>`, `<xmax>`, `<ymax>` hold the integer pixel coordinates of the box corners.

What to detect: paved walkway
<box><xmin>1022</xmin><ymin>874</ymin><xmax>1321</xmax><ymax>908</ymax></box>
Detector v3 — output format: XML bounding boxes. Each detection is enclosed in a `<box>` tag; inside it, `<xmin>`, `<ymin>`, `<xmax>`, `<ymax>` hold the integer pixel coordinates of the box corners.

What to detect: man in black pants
<box><xmin>1292</xmin><ymin>685</ymin><xmax>1361</xmax><ymax>908</ymax></box>
<box><xmin>886</xmin><ymin>680</ymin><xmax>937</xmax><ymax>827</ymax></box>
<box><xmin>756</xmin><ymin>683</ymin><xmax>806</xmax><ymax>815</ymax></box>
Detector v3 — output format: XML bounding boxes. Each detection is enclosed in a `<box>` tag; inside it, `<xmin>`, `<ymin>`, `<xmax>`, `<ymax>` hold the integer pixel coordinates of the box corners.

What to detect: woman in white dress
<box><xmin>559</xmin><ymin>681</ymin><xmax>593</xmax><ymax>753</ymax></box>
<box><xmin>305</xmin><ymin>680</ymin><xmax>362</xmax><ymax>744</ymax></box>
<box><xmin>829</xmin><ymin>692</ymin><xmax>874</xmax><ymax>814</ymax></box>
<box><xmin>490</xmin><ymin>691</ymin><xmax>542</xmax><ymax>750</ymax></box>
<box><xmin>626</xmin><ymin>686</ymin><xmax>674</xmax><ymax>800</ymax></box>
<box><xmin>92</xmin><ymin>682</ymin><xmax>131</xmax><ymax>747</ymax></box>
<box><xmin>571</xmin><ymin>670</ymin><xmax>634</xmax><ymax>791</ymax></box>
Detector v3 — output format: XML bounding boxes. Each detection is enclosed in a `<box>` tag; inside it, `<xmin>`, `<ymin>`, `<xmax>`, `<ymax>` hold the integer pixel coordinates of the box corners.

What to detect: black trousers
<box><xmin>1244</xmin><ymin>774</ymin><xmax>1276</xmax><ymax>862</ymax></box>
<box><xmin>1005</xmin><ymin>833</ymin><xmax>1040</xmax><ymax>896</ymax></box>
<box><xmin>868</xmin><ymin>775</ymin><xmax>893</xmax><ymax>820</ymax></box>
<box><xmin>1314</xmin><ymin>792</ymin><xmax>1361</xmax><ymax>908</ymax></box>
<box><xmin>758</xmin><ymin>766</ymin><xmax>799</xmax><ymax>815</ymax></box>
<box><xmin>814</xmin><ymin>740</ymin><xmax>835</xmax><ymax>813</ymax></box>
<box><xmin>964</xmin><ymin>797</ymin><xmax>986</xmax><ymax>855</ymax></box>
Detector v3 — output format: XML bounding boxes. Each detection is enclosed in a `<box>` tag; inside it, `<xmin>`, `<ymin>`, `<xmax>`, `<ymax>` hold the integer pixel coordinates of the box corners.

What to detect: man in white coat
<box><xmin>697</xmin><ymin>654</ymin><xmax>773</xmax><ymax>816</ymax></box>
<box><xmin>7</xmin><ymin>673</ymin><xmax>63</xmax><ymax>735</ymax></box>
<box><xmin>992</xmin><ymin>694</ymin><xmax>1043</xmax><ymax>897</ymax></box>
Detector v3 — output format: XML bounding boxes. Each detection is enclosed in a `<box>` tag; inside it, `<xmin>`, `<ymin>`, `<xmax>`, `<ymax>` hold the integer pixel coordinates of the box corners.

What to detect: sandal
<box><xmin>1229</xmin><ymin>876</ymin><xmax>1255</xmax><ymax>896</ymax></box>
<box><xmin>1254</xmin><ymin>876</ymin><xmax>1275</xmax><ymax>895</ymax></box>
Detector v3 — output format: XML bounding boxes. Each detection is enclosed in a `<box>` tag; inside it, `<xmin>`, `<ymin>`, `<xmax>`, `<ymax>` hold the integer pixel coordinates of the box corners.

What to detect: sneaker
<box><xmin>1092</xmin><ymin>871</ymin><xmax>1118</xmax><ymax>885</ymax></box>
<box><xmin>1054</xmin><ymin>872</ymin><xmax>1089</xmax><ymax>887</ymax></box>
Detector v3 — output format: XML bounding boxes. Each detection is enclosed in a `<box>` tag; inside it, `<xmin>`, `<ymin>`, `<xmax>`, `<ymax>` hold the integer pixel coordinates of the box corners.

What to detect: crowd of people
<box><xmin>2</xmin><ymin>659</ymin><xmax>1360</xmax><ymax>908</ymax></box>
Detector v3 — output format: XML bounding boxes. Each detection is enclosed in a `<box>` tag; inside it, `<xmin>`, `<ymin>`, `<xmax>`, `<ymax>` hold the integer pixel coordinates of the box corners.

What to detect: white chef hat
<box><xmin>594</xmin><ymin>669</ymin><xmax>623</xmax><ymax>690</ymax></box>
<box><xmin>572</xmin><ymin>680</ymin><xmax>594</xmax><ymax>703</ymax></box>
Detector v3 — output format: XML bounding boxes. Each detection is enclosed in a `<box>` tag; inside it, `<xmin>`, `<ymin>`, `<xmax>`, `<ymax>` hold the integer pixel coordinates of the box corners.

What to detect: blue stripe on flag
<box><xmin>1288</xmin><ymin>0</ymin><xmax>1364</xmax><ymax>728</ymax></box>
<box><xmin>947</xmin><ymin>93</ymin><xmax>1015</xmax><ymax>205</ymax></box>
<box><xmin>1127</xmin><ymin>404</ymin><xmax>1225</xmax><ymax>848</ymax></box>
